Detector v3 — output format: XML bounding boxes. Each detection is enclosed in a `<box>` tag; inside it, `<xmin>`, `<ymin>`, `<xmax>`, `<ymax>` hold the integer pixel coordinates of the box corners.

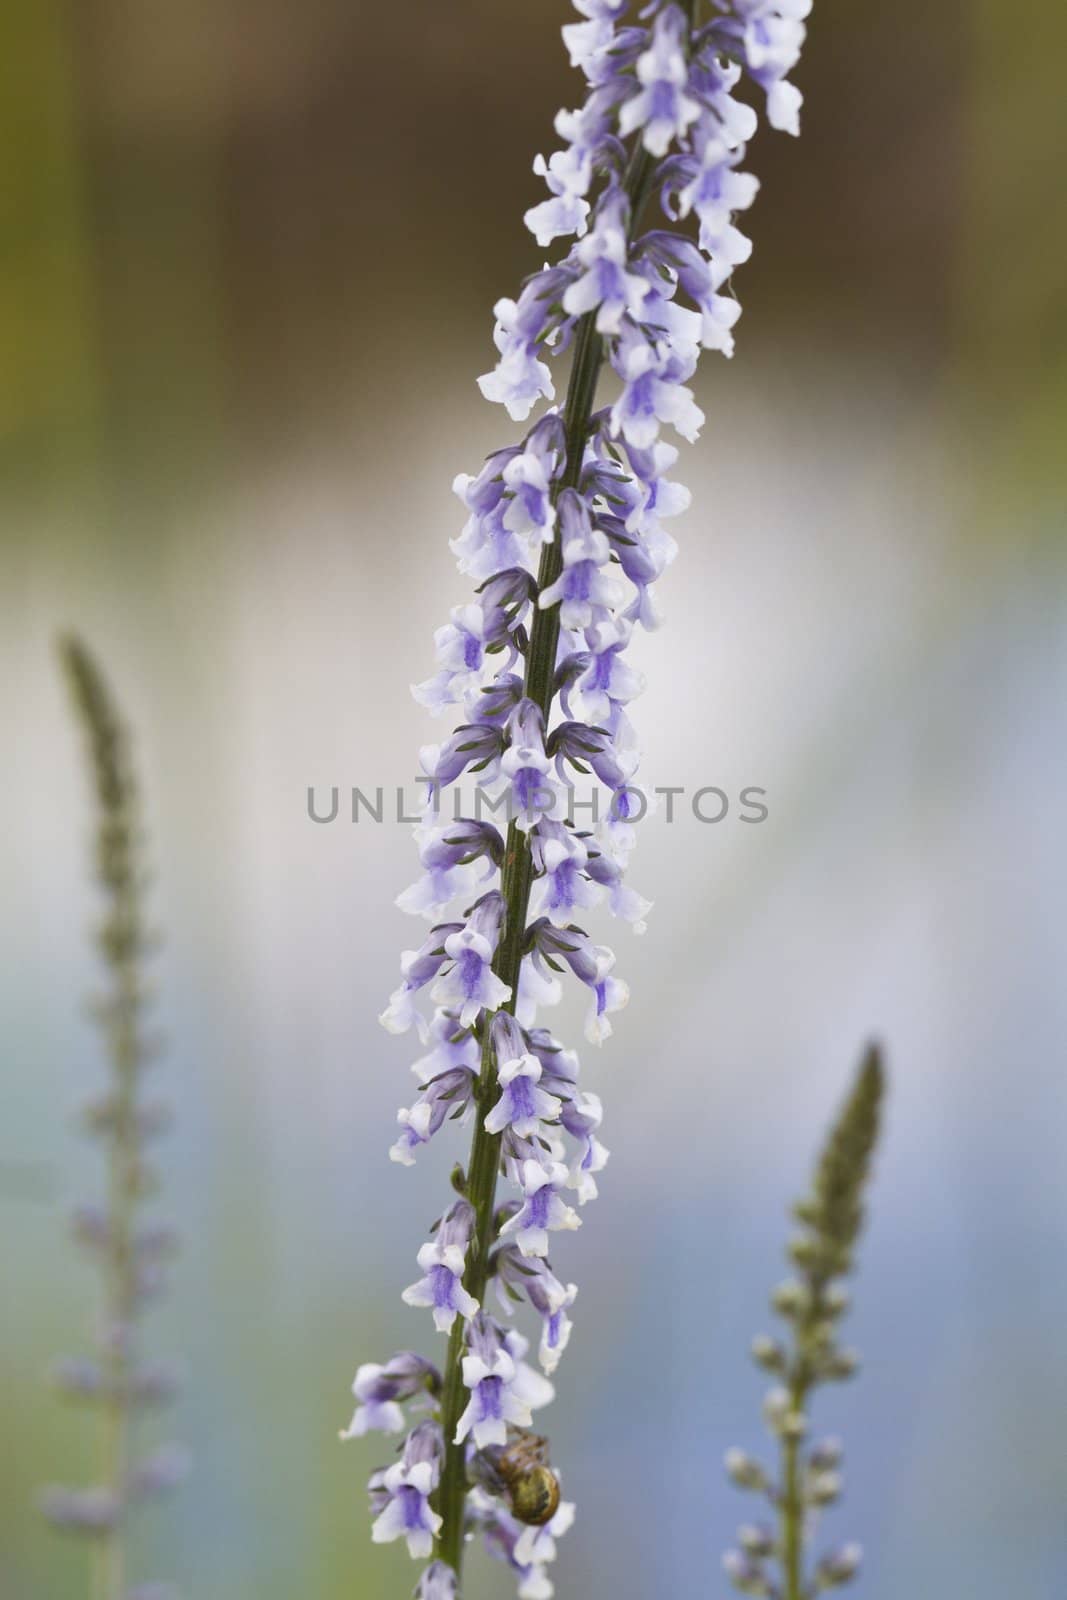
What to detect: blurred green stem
<box><xmin>777</xmin><ymin>1269</ymin><xmax>832</xmax><ymax>1600</ymax></box>
<box><xmin>93</xmin><ymin>954</ymin><xmax>141</xmax><ymax>1600</ymax></box>
<box><xmin>60</xmin><ymin>637</ymin><xmax>151</xmax><ymax>1600</ymax></box>
<box><xmin>779</xmin><ymin>1373</ymin><xmax>809</xmax><ymax>1600</ymax></box>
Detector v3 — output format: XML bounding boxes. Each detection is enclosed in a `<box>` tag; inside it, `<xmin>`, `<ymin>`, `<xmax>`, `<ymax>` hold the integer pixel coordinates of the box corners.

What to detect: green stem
<box><xmin>433</xmin><ymin>137</ymin><xmax>662</xmax><ymax>1578</ymax></box>
<box><xmin>94</xmin><ymin>933</ymin><xmax>141</xmax><ymax>1599</ymax></box>
<box><xmin>779</xmin><ymin>1374</ymin><xmax>807</xmax><ymax>1600</ymax></box>
<box><xmin>432</xmin><ymin>2</ymin><xmax>708</xmax><ymax>1566</ymax></box>
<box><xmin>60</xmin><ymin>639</ymin><xmax>156</xmax><ymax>1600</ymax></box>
<box><xmin>779</xmin><ymin>1273</ymin><xmax>830</xmax><ymax>1600</ymax></box>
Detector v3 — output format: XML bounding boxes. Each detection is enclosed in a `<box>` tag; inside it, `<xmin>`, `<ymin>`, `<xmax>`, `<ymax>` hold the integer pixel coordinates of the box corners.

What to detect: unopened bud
<box><xmin>725</xmin><ymin>1449</ymin><xmax>769</xmax><ymax>1492</ymax></box>
<box><xmin>723</xmin><ymin>1551</ymin><xmax>773</xmax><ymax>1595</ymax></box>
<box><xmin>738</xmin><ymin>1522</ymin><xmax>775</xmax><ymax>1559</ymax></box>
<box><xmin>809</xmin><ymin>1436</ymin><xmax>844</xmax><ymax>1472</ymax></box>
<box><xmin>823</xmin><ymin>1285</ymin><xmax>850</xmax><ymax>1317</ymax></box>
<box><xmin>807</xmin><ymin>1469</ymin><xmax>842</xmax><ymax>1506</ymax></box>
<box><xmin>771</xmin><ymin>1279</ymin><xmax>809</xmax><ymax>1318</ymax></box>
<box><xmin>815</xmin><ymin>1543</ymin><xmax>862</xmax><ymax>1588</ymax></box>
<box><xmin>823</xmin><ymin>1347</ymin><xmax>860</xmax><ymax>1381</ymax></box>
<box><xmin>751</xmin><ymin>1335</ymin><xmax>786</xmax><ymax>1373</ymax></box>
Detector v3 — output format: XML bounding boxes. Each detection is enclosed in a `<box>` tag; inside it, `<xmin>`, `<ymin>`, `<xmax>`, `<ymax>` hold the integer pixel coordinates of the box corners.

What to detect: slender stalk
<box><xmin>778</xmin><ymin>1332</ymin><xmax>818</xmax><ymax>1600</ymax></box>
<box><xmin>94</xmin><ymin>956</ymin><xmax>142</xmax><ymax>1600</ymax></box>
<box><xmin>433</xmin><ymin>4</ymin><xmax>703</xmax><ymax>1570</ymax></box>
<box><xmin>434</xmin><ymin>146</ymin><xmax>658</xmax><ymax>1575</ymax></box>
<box><xmin>433</xmin><ymin>310</ymin><xmax>604</xmax><ymax>1575</ymax></box>
<box><xmin>59</xmin><ymin>636</ymin><xmax>154</xmax><ymax>1600</ymax></box>
<box><xmin>770</xmin><ymin>1046</ymin><xmax>884</xmax><ymax>1600</ymax></box>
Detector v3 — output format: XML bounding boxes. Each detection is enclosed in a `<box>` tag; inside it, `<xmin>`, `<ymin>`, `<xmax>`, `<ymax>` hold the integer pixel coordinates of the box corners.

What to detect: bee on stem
<box><xmin>494</xmin><ymin>1431</ymin><xmax>561</xmax><ymax>1526</ymax></box>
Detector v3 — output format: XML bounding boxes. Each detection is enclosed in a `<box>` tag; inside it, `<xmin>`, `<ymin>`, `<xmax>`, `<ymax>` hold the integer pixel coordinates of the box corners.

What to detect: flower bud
<box><xmin>750</xmin><ymin>1334</ymin><xmax>786</xmax><ymax>1373</ymax></box>
<box><xmin>723</xmin><ymin>1550</ymin><xmax>773</xmax><ymax>1595</ymax></box>
<box><xmin>808</xmin><ymin>1436</ymin><xmax>844</xmax><ymax>1472</ymax></box>
<box><xmin>725</xmin><ymin>1449</ymin><xmax>770</xmax><ymax>1493</ymax></box>
<box><xmin>771</xmin><ymin>1279</ymin><xmax>809</xmax><ymax>1318</ymax></box>
<box><xmin>807</xmin><ymin>1469</ymin><xmax>842</xmax><ymax>1506</ymax></box>
<box><xmin>815</xmin><ymin>1543</ymin><xmax>863</xmax><ymax>1588</ymax></box>
<box><xmin>823</xmin><ymin>1347</ymin><xmax>860</xmax><ymax>1381</ymax></box>
<box><xmin>738</xmin><ymin>1522</ymin><xmax>775</xmax><ymax>1559</ymax></box>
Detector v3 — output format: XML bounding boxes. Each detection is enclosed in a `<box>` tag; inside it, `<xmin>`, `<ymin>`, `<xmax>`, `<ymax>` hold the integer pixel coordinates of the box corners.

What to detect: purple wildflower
<box><xmin>371</xmin><ymin>1424</ymin><xmax>445</xmax><ymax>1559</ymax></box>
<box><xmin>416</xmin><ymin>1562</ymin><xmax>459</xmax><ymax>1600</ymax></box>
<box><xmin>349</xmin><ymin>1</ymin><xmax>814</xmax><ymax>1589</ymax></box>
<box><xmin>455</xmin><ymin>1319</ymin><xmax>554</xmax><ymax>1449</ymax></box>
<box><xmin>402</xmin><ymin>1203</ymin><xmax>481</xmax><ymax>1334</ymax></box>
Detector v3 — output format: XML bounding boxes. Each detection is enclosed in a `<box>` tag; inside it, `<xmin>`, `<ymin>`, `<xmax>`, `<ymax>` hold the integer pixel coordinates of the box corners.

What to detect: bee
<box><xmin>496</xmin><ymin>1432</ymin><xmax>561</xmax><ymax>1526</ymax></box>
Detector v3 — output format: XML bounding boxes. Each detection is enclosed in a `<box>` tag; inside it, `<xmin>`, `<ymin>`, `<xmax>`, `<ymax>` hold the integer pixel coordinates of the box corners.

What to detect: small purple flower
<box><xmin>455</xmin><ymin>1319</ymin><xmax>554</xmax><ymax>1448</ymax></box>
<box><xmin>390</xmin><ymin>1068</ymin><xmax>476</xmax><ymax>1166</ymax></box>
<box><xmin>40</xmin><ymin>1485</ymin><xmax>121</xmax><ymax>1534</ymax></box>
<box><xmin>560</xmin><ymin>14</ymin><xmax>615</xmax><ymax>77</ymax></box>
<box><xmin>500</xmin><ymin>701</ymin><xmax>567</xmax><ymax>833</ymax></box>
<box><xmin>475</xmin><ymin>1486</ymin><xmax>576</xmax><ymax>1600</ymax></box>
<box><xmin>567</xmin><ymin>619</ymin><xmax>646</xmax><ymax>726</ymax></box>
<box><xmin>537</xmin><ymin>491</ymin><xmax>624</xmax><ymax>630</ymax></box>
<box><xmin>639</xmin><ymin>230</ymin><xmax>745</xmax><ymax>353</ymax></box>
<box><xmin>727</xmin><ymin>0</ymin><xmax>812</xmax><ymax>134</ymax></box>
<box><xmin>561</xmin><ymin>193</ymin><xmax>650</xmax><ymax>334</ymax></box>
<box><xmin>493</xmin><ymin>1248</ymin><xmax>579</xmax><ymax>1376</ymax></box>
<box><xmin>413</xmin><ymin>604</ymin><xmax>502</xmax><ymax>717</ymax></box>
<box><xmin>419</xmin><ymin>721</ymin><xmax>504</xmax><ymax>796</ymax></box>
<box><xmin>340</xmin><ymin>1368</ymin><xmax>405</xmax><ymax>1438</ymax></box>
<box><xmin>409</xmin><ymin>1008</ymin><xmax>481</xmax><ymax>1083</ymax></box>
<box><xmin>499</xmin><ymin>1160</ymin><xmax>582</xmax><ymax>1258</ymax></box>
<box><xmin>380</xmin><ymin>924</ymin><xmax>463</xmax><ymax>1036</ymax></box>
<box><xmin>561</xmin><ymin>1091</ymin><xmax>610</xmax><ymax>1202</ymax></box>
<box><xmin>397</xmin><ymin>831</ymin><xmax>482</xmax><ymax>920</ymax></box>
<box><xmin>531</xmin><ymin>823</ymin><xmax>602</xmax><ymax>927</ymax></box>
<box><xmin>478</xmin><ymin>300</ymin><xmax>556</xmax><ymax>422</ymax></box>
<box><xmin>525</xmin><ymin>1263</ymin><xmax>579</xmax><ymax>1375</ymax></box>
<box><xmin>525</xmin><ymin>150</ymin><xmax>592</xmax><ymax>247</ymax></box>
<box><xmin>618</xmin><ymin>4</ymin><xmax>700</xmax><ymax>156</ymax></box>
<box><xmin>416</xmin><ymin>1561</ymin><xmax>459</xmax><ymax>1600</ymax></box>
<box><xmin>401</xmin><ymin>1243</ymin><xmax>480</xmax><ymax>1333</ymax></box>
<box><xmin>397</xmin><ymin>819</ymin><xmax>502</xmax><ymax>919</ymax></box>
<box><xmin>402</xmin><ymin>1202</ymin><xmax>481</xmax><ymax>1333</ymax></box>
<box><xmin>529</xmin><ymin>921</ymin><xmax>630</xmax><ymax>1043</ymax></box>
<box><xmin>340</xmin><ymin>1352</ymin><xmax>441</xmax><ymax>1441</ymax></box>
<box><xmin>431</xmin><ymin>926</ymin><xmax>511</xmax><ymax>1029</ymax></box>
<box><xmin>584</xmin><ymin>836</ymin><xmax>652</xmax><ymax>931</ymax></box>
<box><xmin>609</xmin><ymin>329</ymin><xmax>705</xmax><ymax>449</ymax></box>
<box><xmin>125</xmin><ymin>1444</ymin><xmax>191</xmax><ymax>1503</ymax></box>
<box><xmin>502</xmin><ymin>432</ymin><xmax>560</xmax><ymax>550</ymax></box>
<box><xmin>673</xmin><ymin>133</ymin><xmax>760</xmax><ymax>279</ymax></box>
<box><xmin>484</xmin><ymin>1052</ymin><xmax>561</xmax><ymax>1140</ymax></box>
<box><xmin>549</xmin><ymin>718</ymin><xmax>638</xmax><ymax>794</ymax></box>
<box><xmin>371</xmin><ymin>1459</ymin><xmax>442</xmax><ymax>1559</ymax></box>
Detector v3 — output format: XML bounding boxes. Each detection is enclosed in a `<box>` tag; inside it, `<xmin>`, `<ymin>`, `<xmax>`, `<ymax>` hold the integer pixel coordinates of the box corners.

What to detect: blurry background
<box><xmin>2</xmin><ymin>0</ymin><xmax>1066</xmax><ymax>1595</ymax></box>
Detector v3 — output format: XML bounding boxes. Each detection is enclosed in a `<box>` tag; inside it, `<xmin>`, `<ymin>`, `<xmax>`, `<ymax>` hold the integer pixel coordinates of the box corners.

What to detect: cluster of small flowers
<box><xmin>41</xmin><ymin>1201</ymin><xmax>187</xmax><ymax>1549</ymax></box>
<box><xmin>349</xmin><ymin>3</ymin><xmax>810</xmax><ymax>1594</ymax></box>
<box><xmin>724</xmin><ymin>1433</ymin><xmax>861</xmax><ymax>1595</ymax></box>
<box><xmin>344</xmin><ymin>1331</ymin><xmax>572</xmax><ymax>1600</ymax></box>
<box><xmin>722</xmin><ymin>1296</ymin><xmax>863</xmax><ymax>1596</ymax></box>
